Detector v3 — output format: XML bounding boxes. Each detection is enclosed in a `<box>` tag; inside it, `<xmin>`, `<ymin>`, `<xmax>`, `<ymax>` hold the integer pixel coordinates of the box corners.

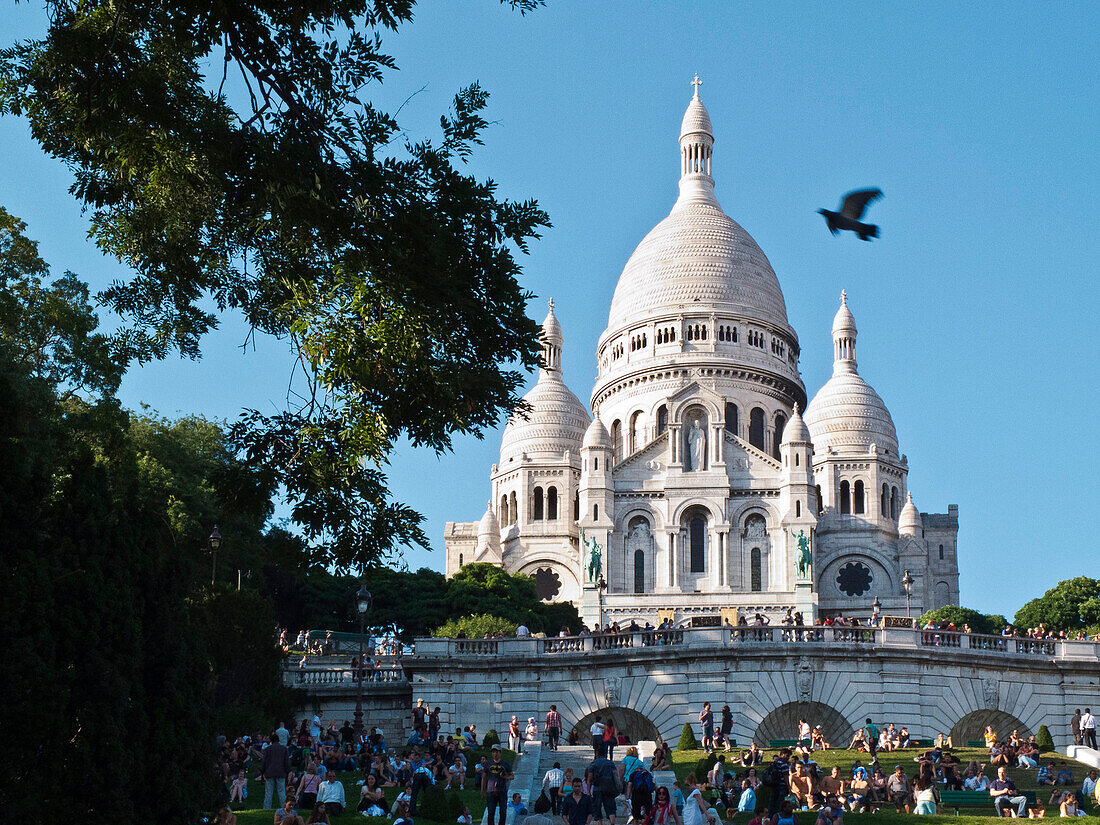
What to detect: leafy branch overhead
<box><xmin>0</xmin><ymin>0</ymin><xmax>548</xmax><ymax>567</ymax></box>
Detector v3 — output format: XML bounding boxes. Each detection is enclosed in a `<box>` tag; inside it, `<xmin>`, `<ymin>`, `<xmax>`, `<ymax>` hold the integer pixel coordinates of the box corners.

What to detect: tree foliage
<box><xmin>1014</xmin><ymin>577</ymin><xmax>1100</xmax><ymax>632</ymax></box>
<box><xmin>1</xmin><ymin>0</ymin><xmax>547</xmax><ymax>570</ymax></box>
<box><xmin>917</xmin><ymin>605</ymin><xmax>1008</xmax><ymax>635</ymax></box>
<box><xmin>431</xmin><ymin>613</ymin><xmax>518</xmax><ymax>639</ymax></box>
<box><xmin>678</xmin><ymin>722</ymin><xmax>700</xmax><ymax>750</ymax></box>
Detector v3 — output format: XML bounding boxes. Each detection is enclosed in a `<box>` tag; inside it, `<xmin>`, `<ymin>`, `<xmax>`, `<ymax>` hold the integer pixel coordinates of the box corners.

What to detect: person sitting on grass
<box><xmin>213</xmin><ymin>806</ymin><xmax>237</xmax><ymax>825</ymax></box>
<box><xmin>966</xmin><ymin>770</ymin><xmax>991</xmax><ymax>792</ymax></box>
<box><xmin>788</xmin><ymin>762</ymin><xmax>815</xmax><ymax>809</ymax></box>
<box><xmin>229</xmin><ymin>769</ymin><xmax>248</xmax><ymax>805</ymax></box>
<box><xmin>1038</xmin><ymin>764</ymin><xmax>1055</xmax><ymax>787</ymax></box>
<box><xmin>1030</xmin><ymin>799</ymin><xmax>1047</xmax><ymax>818</ymax></box>
<box><xmin>1060</xmin><ymin>792</ymin><xmax>1085</xmax><ymax>818</ymax></box>
<box><xmin>1055</xmin><ymin>764</ymin><xmax>1074</xmax><ymax>786</ymax></box>
<box><xmin>447</xmin><ymin>756</ymin><xmax>467</xmax><ymax>789</ymax></box>
<box><xmin>357</xmin><ymin>773</ymin><xmax>386</xmax><ymax>815</ymax></box>
<box><xmin>393</xmin><ymin>800</ymin><xmax>414</xmax><ymax>825</ymax></box>
<box><xmin>769</xmin><ymin>799</ymin><xmax>799</xmax><ymax>825</ymax></box>
<box><xmin>317</xmin><ymin>772</ymin><xmax>345</xmax><ymax>817</ymax></box>
<box><xmin>458</xmin><ymin>805</ymin><xmax>474</xmax><ymax>825</ymax></box>
<box><xmin>990</xmin><ymin>765</ymin><xmax>1029</xmax><ymax>818</ymax></box>
<box><xmin>305</xmin><ymin>802</ymin><xmax>329</xmax><ymax>824</ymax></box>
<box><xmin>846</xmin><ymin>768</ymin><xmax>869</xmax><ymax>813</ymax></box>
<box><xmin>274</xmin><ymin>797</ymin><xmax>305</xmax><ymax>825</ymax></box>
<box><xmin>814</xmin><ymin>806</ymin><xmax>842</xmax><ymax>825</ymax></box>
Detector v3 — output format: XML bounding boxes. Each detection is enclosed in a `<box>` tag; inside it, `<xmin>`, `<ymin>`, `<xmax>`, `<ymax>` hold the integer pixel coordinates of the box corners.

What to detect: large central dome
<box><xmin>603</xmin><ymin>82</ymin><xmax>792</xmax><ymax>338</ymax></box>
<box><xmin>606</xmin><ymin>203</ymin><xmax>791</xmax><ymax>333</ymax></box>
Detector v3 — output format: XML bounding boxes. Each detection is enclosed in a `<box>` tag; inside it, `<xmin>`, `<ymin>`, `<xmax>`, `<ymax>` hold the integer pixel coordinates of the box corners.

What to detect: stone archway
<box><xmin>949</xmin><ymin>710</ymin><xmax>1031</xmax><ymax>745</ymax></box>
<box><xmin>573</xmin><ymin>707</ymin><xmax>660</xmax><ymax>744</ymax></box>
<box><xmin>754</xmin><ymin>701</ymin><xmax>851</xmax><ymax>747</ymax></box>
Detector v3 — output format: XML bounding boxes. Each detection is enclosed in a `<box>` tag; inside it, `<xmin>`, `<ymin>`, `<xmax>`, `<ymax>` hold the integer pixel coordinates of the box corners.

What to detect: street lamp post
<box><xmin>901</xmin><ymin>569</ymin><xmax>915</xmax><ymax>619</ymax></box>
<box><xmin>596</xmin><ymin>576</ymin><xmax>607</xmax><ymax>628</ymax></box>
<box><xmin>353</xmin><ymin>584</ymin><xmax>373</xmax><ymax>736</ymax></box>
<box><xmin>208</xmin><ymin>525</ymin><xmax>223</xmax><ymax>586</ymax></box>
<box><xmin>872</xmin><ymin>596</ymin><xmax>882</xmax><ymax>626</ymax></box>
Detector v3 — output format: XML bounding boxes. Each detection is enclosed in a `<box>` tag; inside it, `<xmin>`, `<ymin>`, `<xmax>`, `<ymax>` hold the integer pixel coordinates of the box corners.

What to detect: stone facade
<box><xmin>443</xmin><ymin>81</ymin><xmax>959</xmax><ymax>626</ymax></box>
<box><xmin>410</xmin><ymin>629</ymin><xmax>1098</xmax><ymax>749</ymax></box>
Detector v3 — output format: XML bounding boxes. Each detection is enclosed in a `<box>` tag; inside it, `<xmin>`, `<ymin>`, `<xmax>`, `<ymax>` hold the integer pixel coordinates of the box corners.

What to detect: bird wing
<box><xmin>839</xmin><ymin>188</ymin><xmax>883</xmax><ymax>221</ymax></box>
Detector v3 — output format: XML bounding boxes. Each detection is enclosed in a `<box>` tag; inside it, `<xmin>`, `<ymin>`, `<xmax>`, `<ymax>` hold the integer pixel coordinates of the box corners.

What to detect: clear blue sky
<box><xmin>2</xmin><ymin>3</ymin><xmax>1097</xmax><ymax>617</ymax></box>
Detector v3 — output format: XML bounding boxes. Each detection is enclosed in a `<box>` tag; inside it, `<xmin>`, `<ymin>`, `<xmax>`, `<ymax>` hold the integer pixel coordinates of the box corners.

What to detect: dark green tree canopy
<box><xmin>917</xmin><ymin>605</ymin><xmax>1008</xmax><ymax>636</ymax></box>
<box><xmin>1014</xmin><ymin>577</ymin><xmax>1100</xmax><ymax>632</ymax></box>
<box><xmin>1</xmin><ymin>0</ymin><xmax>546</xmax><ymax>569</ymax></box>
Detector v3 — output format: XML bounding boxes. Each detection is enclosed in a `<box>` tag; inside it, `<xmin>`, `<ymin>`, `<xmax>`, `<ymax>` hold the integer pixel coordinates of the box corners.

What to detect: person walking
<box><xmin>482</xmin><ymin>745</ymin><xmax>513</xmax><ymax>825</ymax></box>
<box><xmin>589</xmin><ymin>751</ymin><xmax>619</xmax><ymax>825</ymax></box>
<box><xmin>262</xmin><ymin>731</ymin><xmax>292</xmax><ymax>809</ymax></box>
<box><xmin>590</xmin><ymin>715</ymin><xmax>606</xmax><ymax>758</ymax></box>
<box><xmin>1071</xmin><ymin>709</ymin><xmax>1083</xmax><ymax>747</ymax></box>
<box><xmin>1082</xmin><ymin>709</ymin><xmax>1097</xmax><ymax>749</ymax></box>
<box><xmin>546</xmin><ymin>705</ymin><xmax>563</xmax><ymax>751</ymax></box>
<box><xmin>543</xmin><ymin>761</ymin><xmax>565</xmax><ymax>815</ymax></box>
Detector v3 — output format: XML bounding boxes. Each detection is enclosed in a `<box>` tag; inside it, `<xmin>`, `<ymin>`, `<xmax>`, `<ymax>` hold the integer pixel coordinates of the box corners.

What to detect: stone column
<box><xmin>667</xmin><ymin>530</ymin><xmax>678</xmax><ymax>589</ymax></box>
<box><xmin>711</xmin><ymin>528</ymin><xmax>723</xmax><ymax>589</ymax></box>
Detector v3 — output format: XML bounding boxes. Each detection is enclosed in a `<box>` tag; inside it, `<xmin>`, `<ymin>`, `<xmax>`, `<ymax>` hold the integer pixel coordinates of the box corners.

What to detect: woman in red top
<box><xmin>603</xmin><ymin>719</ymin><xmax>618</xmax><ymax>761</ymax></box>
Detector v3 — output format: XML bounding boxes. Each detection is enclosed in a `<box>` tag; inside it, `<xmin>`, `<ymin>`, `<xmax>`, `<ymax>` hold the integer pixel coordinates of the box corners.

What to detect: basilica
<box><xmin>443</xmin><ymin>83</ymin><xmax>959</xmax><ymax>627</ymax></box>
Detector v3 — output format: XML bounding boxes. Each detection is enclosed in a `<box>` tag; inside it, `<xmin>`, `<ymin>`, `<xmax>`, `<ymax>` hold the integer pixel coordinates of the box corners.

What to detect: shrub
<box><xmin>678</xmin><ymin>722</ymin><xmax>700</xmax><ymax>750</ymax></box>
<box><xmin>432</xmin><ymin>614</ymin><xmax>517</xmax><ymax>638</ymax></box>
<box><xmin>483</xmin><ymin>728</ymin><xmax>501</xmax><ymax>748</ymax></box>
<box><xmin>418</xmin><ymin>782</ymin><xmax>465</xmax><ymax>821</ymax></box>
<box><xmin>1037</xmin><ymin>725</ymin><xmax>1055</xmax><ymax>752</ymax></box>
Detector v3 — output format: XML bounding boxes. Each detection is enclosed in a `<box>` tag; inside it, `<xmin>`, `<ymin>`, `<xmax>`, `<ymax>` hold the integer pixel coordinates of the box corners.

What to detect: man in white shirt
<box><xmin>1081</xmin><ymin>770</ymin><xmax>1098</xmax><ymax>799</ymax></box>
<box><xmin>543</xmin><ymin>760</ymin><xmax>565</xmax><ymax>814</ymax></box>
<box><xmin>966</xmin><ymin>772</ymin><xmax>991</xmax><ymax>792</ymax></box>
<box><xmin>590</xmin><ymin>716</ymin><xmax>606</xmax><ymax>758</ymax></box>
<box><xmin>310</xmin><ymin>710</ymin><xmax>323</xmax><ymax>745</ymax></box>
<box><xmin>318</xmin><ymin>773</ymin><xmax>346</xmax><ymax>816</ymax></box>
<box><xmin>1082</xmin><ymin>708</ymin><xmax>1097</xmax><ymax>749</ymax></box>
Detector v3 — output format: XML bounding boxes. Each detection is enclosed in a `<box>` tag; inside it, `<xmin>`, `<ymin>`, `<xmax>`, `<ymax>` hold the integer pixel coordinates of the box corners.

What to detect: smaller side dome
<box><xmin>898</xmin><ymin>493</ymin><xmax>923</xmax><ymax>536</ymax></box>
<box><xmin>477</xmin><ymin>501</ymin><xmax>499</xmax><ymax>537</ymax></box>
<box><xmin>475</xmin><ymin>501</ymin><xmax>501</xmax><ymax>560</ymax></box>
<box><xmin>583</xmin><ymin>414</ymin><xmax>611</xmax><ymax>450</ymax></box>
<box><xmin>781</xmin><ymin>403</ymin><xmax>812</xmax><ymax>445</ymax></box>
<box><xmin>832</xmin><ymin>289</ymin><xmax>857</xmax><ymax>336</ymax></box>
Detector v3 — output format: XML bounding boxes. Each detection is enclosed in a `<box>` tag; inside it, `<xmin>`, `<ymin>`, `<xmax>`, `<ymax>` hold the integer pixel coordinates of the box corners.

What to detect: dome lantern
<box><xmin>676</xmin><ymin>75</ymin><xmax>718</xmax><ymax>209</ymax></box>
<box><xmin>832</xmin><ymin>290</ymin><xmax>858</xmax><ymax>374</ymax></box>
<box><xmin>540</xmin><ymin>298</ymin><xmax>563</xmax><ymax>373</ymax></box>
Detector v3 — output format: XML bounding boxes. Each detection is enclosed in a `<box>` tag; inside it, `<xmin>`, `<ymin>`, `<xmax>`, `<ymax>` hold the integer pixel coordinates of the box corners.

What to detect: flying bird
<box><xmin>818</xmin><ymin>188</ymin><xmax>883</xmax><ymax>241</ymax></box>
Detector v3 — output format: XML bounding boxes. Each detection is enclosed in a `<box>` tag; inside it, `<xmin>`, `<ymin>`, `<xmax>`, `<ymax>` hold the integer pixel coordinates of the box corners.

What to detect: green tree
<box><xmin>917</xmin><ymin>605</ymin><xmax>1008</xmax><ymax>635</ymax></box>
<box><xmin>444</xmin><ymin>562</ymin><xmax>581</xmax><ymax>634</ymax></box>
<box><xmin>1014</xmin><ymin>577</ymin><xmax>1100</xmax><ymax>632</ymax></box>
<box><xmin>432</xmin><ymin>613</ymin><xmax>518</xmax><ymax>638</ymax></box>
<box><xmin>1</xmin><ymin>0</ymin><xmax>547</xmax><ymax>571</ymax></box>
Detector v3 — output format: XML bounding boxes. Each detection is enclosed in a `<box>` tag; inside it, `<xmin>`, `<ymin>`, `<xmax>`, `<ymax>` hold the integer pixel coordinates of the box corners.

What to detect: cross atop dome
<box><xmin>691</xmin><ymin>73</ymin><xmax>702</xmax><ymax>98</ymax></box>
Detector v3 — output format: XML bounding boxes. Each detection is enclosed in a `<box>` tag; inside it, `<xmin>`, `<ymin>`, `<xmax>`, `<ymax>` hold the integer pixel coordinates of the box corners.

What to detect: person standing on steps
<box><xmin>1083</xmin><ymin>708</ymin><xmax>1097</xmax><ymax>749</ymax></box>
<box><xmin>1071</xmin><ymin>709</ymin><xmax>1083</xmax><ymax>746</ymax></box>
<box><xmin>591</xmin><ymin>715</ymin><xmax>606</xmax><ymax>758</ymax></box>
<box><xmin>547</xmin><ymin>705</ymin><xmax>563</xmax><ymax>751</ymax></box>
<box><xmin>482</xmin><ymin>745</ymin><xmax>514</xmax><ymax>825</ymax></box>
<box><xmin>588</xmin><ymin>750</ymin><xmax>619</xmax><ymax>825</ymax></box>
<box><xmin>544</xmin><ymin>761</ymin><xmax>566</xmax><ymax>816</ymax></box>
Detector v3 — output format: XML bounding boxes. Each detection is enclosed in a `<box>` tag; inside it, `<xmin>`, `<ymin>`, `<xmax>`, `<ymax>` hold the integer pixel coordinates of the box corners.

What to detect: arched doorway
<box><xmin>754</xmin><ymin>701</ymin><xmax>851</xmax><ymax>746</ymax></box>
<box><xmin>573</xmin><ymin>707</ymin><xmax>660</xmax><ymax>744</ymax></box>
<box><xmin>949</xmin><ymin>710</ymin><xmax>1031</xmax><ymax>745</ymax></box>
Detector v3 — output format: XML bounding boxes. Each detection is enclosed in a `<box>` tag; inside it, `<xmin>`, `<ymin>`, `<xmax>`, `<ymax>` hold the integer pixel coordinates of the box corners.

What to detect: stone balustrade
<box><xmin>412</xmin><ymin>626</ymin><xmax>1096</xmax><ymax>660</ymax></box>
<box><xmin>283</xmin><ymin>665</ymin><xmax>407</xmax><ymax>687</ymax></box>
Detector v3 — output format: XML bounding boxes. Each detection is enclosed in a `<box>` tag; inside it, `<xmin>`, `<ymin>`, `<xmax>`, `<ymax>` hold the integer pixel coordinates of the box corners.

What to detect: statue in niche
<box><xmin>793</xmin><ymin>529</ymin><xmax>812</xmax><ymax>579</ymax></box>
<box><xmin>687</xmin><ymin>417</ymin><xmax>706</xmax><ymax>471</ymax></box>
<box><xmin>582</xmin><ymin>529</ymin><xmax>603</xmax><ymax>584</ymax></box>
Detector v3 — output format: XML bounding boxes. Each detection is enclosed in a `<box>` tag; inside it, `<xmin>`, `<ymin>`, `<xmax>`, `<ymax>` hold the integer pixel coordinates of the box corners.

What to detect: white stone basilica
<box><xmin>443</xmin><ymin>83</ymin><xmax>959</xmax><ymax>627</ymax></box>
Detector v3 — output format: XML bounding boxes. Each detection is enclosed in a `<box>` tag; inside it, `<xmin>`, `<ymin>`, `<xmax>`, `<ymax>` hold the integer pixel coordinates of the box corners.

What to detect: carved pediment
<box><xmin>723</xmin><ymin>430</ymin><xmax>782</xmax><ymax>472</ymax></box>
<box><xmin>613</xmin><ymin>430</ymin><xmax>670</xmax><ymax>473</ymax></box>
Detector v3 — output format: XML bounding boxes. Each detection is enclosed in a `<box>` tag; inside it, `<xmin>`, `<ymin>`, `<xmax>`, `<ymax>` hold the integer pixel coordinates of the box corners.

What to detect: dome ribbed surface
<box><xmin>583</xmin><ymin>416</ymin><xmax>611</xmax><ymax>450</ymax></box>
<box><xmin>499</xmin><ymin>373</ymin><xmax>590</xmax><ymax>466</ymax></box>
<box><xmin>781</xmin><ymin>405</ymin><xmax>811</xmax><ymax>445</ymax></box>
<box><xmin>478</xmin><ymin>502</ymin><xmax>499</xmax><ymax>536</ymax></box>
<box><xmin>804</xmin><ymin>371</ymin><xmax>899</xmax><ymax>455</ymax></box>
<box><xmin>680</xmin><ymin>98</ymin><xmax>713</xmax><ymax>138</ymax></box>
<box><xmin>898</xmin><ymin>493</ymin><xmax>922</xmax><ymax>536</ymax></box>
<box><xmin>606</xmin><ymin>203</ymin><xmax>791</xmax><ymax>334</ymax></box>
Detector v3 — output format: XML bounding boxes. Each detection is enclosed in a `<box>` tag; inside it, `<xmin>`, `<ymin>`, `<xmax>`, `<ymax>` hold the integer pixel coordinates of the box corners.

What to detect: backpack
<box><xmin>763</xmin><ymin>765</ymin><xmax>779</xmax><ymax>786</ymax></box>
<box><xmin>632</xmin><ymin>769</ymin><xmax>656</xmax><ymax>794</ymax></box>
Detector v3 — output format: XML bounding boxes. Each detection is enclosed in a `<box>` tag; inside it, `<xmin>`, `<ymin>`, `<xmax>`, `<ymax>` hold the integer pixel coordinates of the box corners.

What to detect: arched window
<box><xmin>749</xmin><ymin>407</ymin><xmax>766</xmax><ymax>451</ymax></box>
<box><xmin>500</xmin><ymin>494</ymin><xmax>508</xmax><ymax>524</ymax></box>
<box><xmin>634</xmin><ymin>548</ymin><xmax>645</xmax><ymax>594</ymax></box>
<box><xmin>795</xmin><ymin>500</ymin><xmax>801</xmax><ymax>517</ymax></box>
<box><xmin>593</xmin><ymin>456</ymin><xmax>598</xmax><ymax>471</ymax></box>
<box><xmin>656</xmin><ymin>405</ymin><xmax>668</xmax><ymax>435</ymax></box>
<box><xmin>690</xmin><ymin>515</ymin><xmax>706</xmax><ymax>572</ymax></box>
<box><xmin>840</xmin><ymin>480</ymin><xmax>851</xmax><ymax>515</ymax></box>
<box><xmin>881</xmin><ymin>483</ymin><xmax>889</xmax><ymax>517</ymax></box>
<box><xmin>458</xmin><ymin>553</ymin><xmax>463</xmax><ymax>567</ymax></box>
<box><xmin>815</xmin><ymin>484</ymin><xmax>823</xmax><ymax>515</ymax></box>
<box><xmin>533</xmin><ymin>486</ymin><xmax>544</xmax><ymax>520</ymax></box>
<box><xmin>630</xmin><ymin>410</ymin><xmax>644</xmax><ymax>453</ymax></box>
<box><xmin>750</xmin><ymin>547</ymin><xmax>762</xmax><ymax>591</ymax></box>
<box><xmin>547</xmin><ymin>487</ymin><xmax>558</xmax><ymax>520</ymax></box>
<box><xmin>773</xmin><ymin>413</ymin><xmax>786</xmax><ymax>459</ymax></box>
<box><xmin>939</xmin><ymin>544</ymin><xmax>945</xmax><ymax>560</ymax></box>
<box><xmin>509</xmin><ymin>492</ymin><xmax>517</xmax><ymax>525</ymax></box>
<box><xmin>795</xmin><ymin>453</ymin><xmax>800</xmax><ymax>466</ymax></box>
<box><xmin>593</xmin><ymin>503</ymin><xmax>599</xmax><ymax>520</ymax></box>
<box><xmin>853</xmin><ymin>480</ymin><xmax>865</xmax><ymax>514</ymax></box>
<box><xmin>611</xmin><ymin>420</ymin><xmax>623</xmax><ymax>463</ymax></box>
<box><xmin>724</xmin><ymin>402</ymin><xmax>738</xmax><ymax>435</ymax></box>
<box><xmin>573</xmin><ymin>491</ymin><xmax>580</xmax><ymax>521</ymax></box>
<box><xmin>891</xmin><ymin>486</ymin><xmax>899</xmax><ymax>519</ymax></box>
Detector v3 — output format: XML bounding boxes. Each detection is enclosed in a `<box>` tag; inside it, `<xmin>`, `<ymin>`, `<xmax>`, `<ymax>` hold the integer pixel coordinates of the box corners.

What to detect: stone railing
<box><xmin>284</xmin><ymin>665</ymin><xmax>407</xmax><ymax>687</ymax></box>
<box><xmin>411</xmin><ymin>627</ymin><xmax>1098</xmax><ymax>661</ymax></box>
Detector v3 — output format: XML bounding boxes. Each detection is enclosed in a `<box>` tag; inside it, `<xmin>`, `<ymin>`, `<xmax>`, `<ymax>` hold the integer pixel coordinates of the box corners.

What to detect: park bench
<box><xmin>769</xmin><ymin>739</ymin><xmax>797</xmax><ymax>747</ymax></box>
<box><xmin>939</xmin><ymin>790</ymin><xmax>1036</xmax><ymax>816</ymax></box>
<box><xmin>966</xmin><ymin>740</ymin><xmax>985</xmax><ymax>748</ymax></box>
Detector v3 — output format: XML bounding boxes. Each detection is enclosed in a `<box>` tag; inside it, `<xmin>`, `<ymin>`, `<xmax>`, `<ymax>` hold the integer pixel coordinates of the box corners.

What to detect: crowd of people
<box><xmin>278</xmin><ymin>627</ymin><xmax>405</xmax><ymax>658</ymax></box>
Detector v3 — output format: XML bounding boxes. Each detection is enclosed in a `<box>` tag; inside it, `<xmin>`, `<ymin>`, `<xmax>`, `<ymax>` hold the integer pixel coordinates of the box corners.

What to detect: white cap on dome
<box><xmin>805</xmin><ymin>292</ymin><xmax>899</xmax><ymax>455</ymax></box>
<box><xmin>680</xmin><ymin>74</ymin><xmax>713</xmax><ymax>139</ymax></box>
<box><xmin>781</xmin><ymin>402</ymin><xmax>812</xmax><ymax>446</ymax></box>
<box><xmin>541</xmin><ymin>298</ymin><xmax>562</xmax><ymax>344</ymax></box>
<box><xmin>898</xmin><ymin>492</ymin><xmax>923</xmax><ymax>536</ymax></box>
<box><xmin>583</xmin><ymin>412</ymin><xmax>612</xmax><ymax>451</ymax></box>
<box><xmin>475</xmin><ymin>501</ymin><xmax>501</xmax><ymax>559</ymax></box>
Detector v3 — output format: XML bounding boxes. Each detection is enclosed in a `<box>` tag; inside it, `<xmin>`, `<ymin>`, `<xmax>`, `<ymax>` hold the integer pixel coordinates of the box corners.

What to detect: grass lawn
<box><xmin>668</xmin><ymin>747</ymin><xmax>1100</xmax><ymax>824</ymax></box>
